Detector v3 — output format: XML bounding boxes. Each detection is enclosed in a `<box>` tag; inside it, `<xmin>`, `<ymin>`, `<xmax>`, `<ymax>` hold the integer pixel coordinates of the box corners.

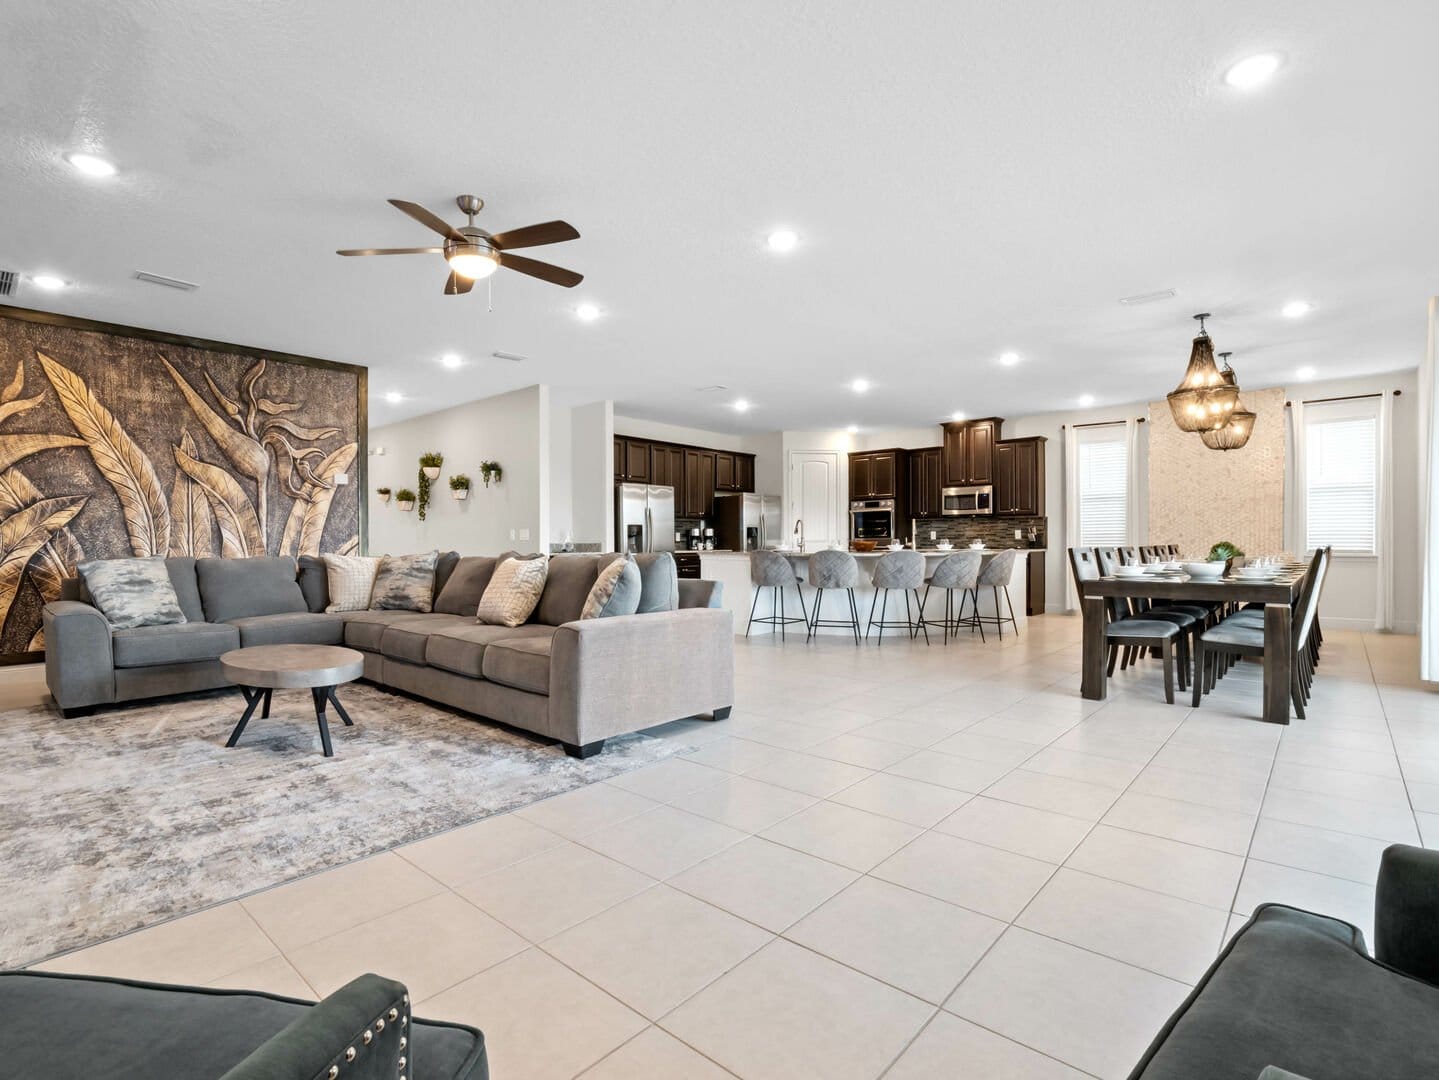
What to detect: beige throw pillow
<box><xmin>476</xmin><ymin>555</ymin><xmax>549</xmax><ymax>627</ymax></box>
<box><xmin>323</xmin><ymin>553</ymin><xmax>382</xmax><ymax>612</ymax></box>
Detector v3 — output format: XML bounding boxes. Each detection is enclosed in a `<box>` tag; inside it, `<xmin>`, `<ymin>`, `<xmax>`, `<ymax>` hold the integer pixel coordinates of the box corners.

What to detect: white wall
<box><xmin>549</xmin><ymin>403</ymin><xmax>573</xmax><ymax>548</ymax></box>
<box><xmin>571</xmin><ymin>401</ymin><xmax>614</xmax><ymax>549</ymax></box>
<box><xmin>858</xmin><ymin>426</ymin><xmax>941</xmax><ymax>451</ymax></box>
<box><xmin>368</xmin><ymin>385</ymin><xmax>547</xmax><ymax>556</ymax></box>
<box><xmin>614</xmin><ymin>415</ymin><xmax>747</xmax><ymax>452</ymax></box>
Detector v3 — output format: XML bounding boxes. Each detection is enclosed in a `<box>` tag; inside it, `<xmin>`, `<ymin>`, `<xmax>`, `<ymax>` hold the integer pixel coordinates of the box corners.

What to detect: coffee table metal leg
<box><xmin>261</xmin><ymin>689</ymin><xmax>272</xmax><ymax>719</ymax></box>
<box><xmin>311</xmin><ymin>686</ymin><xmax>335</xmax><ymax>757</ymax></box>
<box><xmin>328</xmin><ymin>686</ymin><xmax>354</xmax><ymax>727</ymax></box>
<box><xmin>226</xmin><ymin>687</ymin><xmax>264</xmax><ymax>748</ymax></box>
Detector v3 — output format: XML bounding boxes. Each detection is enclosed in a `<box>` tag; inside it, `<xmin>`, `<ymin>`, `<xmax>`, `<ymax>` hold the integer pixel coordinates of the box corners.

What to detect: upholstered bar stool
<box><xmin>867</xmin><ymin>549</ymin><xmax>929</xmax><ymax>645</ymax></box>
<box><xmin>971</xmin><ymin>549</ymin><xmax>1020</xmax><ymax>640</ymax></box>
<box><xmin>746</xmin><ymin>549</ymin><xmax>810</xmax><ymax>640</ymax></box>
<box><xmin>805</xmin><ymin>549</ymin><xmax>863</xmax><ymax>644</ymax></box>
<box><xmin>919</xmin><ymin>551</ymin><xmax>983</xmax><ymax>644</ymax></box>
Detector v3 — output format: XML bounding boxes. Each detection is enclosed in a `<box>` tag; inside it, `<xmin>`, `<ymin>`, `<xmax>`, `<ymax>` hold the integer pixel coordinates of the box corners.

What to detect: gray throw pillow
<box><xmin>633</xmin><ymin>552</ymin><xmax>679</xmax><ymax>613</ymax></box>
<box><xmin>369</xmin><ymin>550</ymin><xmax>440</xmax><ymax>612</ymax></box>
<box><xmin>78</xmin><ymin>556</ymin><xmax>188</xmax><ymax>629</ymax></box>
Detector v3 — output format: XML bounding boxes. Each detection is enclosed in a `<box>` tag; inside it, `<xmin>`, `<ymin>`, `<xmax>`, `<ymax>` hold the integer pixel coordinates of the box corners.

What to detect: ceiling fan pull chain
<box><xmin>488</xmin><ymin>276</ymin><xmax>493</xmax><ymax>313</ymax></box>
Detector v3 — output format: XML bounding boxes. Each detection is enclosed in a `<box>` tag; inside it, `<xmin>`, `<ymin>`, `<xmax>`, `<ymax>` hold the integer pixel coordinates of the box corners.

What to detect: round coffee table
<box><xmin>220</xmin><ymin>645</ymin><xmax>365</xmax><ymax>757</ymax></box>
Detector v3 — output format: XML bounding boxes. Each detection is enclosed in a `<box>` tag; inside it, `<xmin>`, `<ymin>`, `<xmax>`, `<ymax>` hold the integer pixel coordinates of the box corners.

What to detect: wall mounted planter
<box><xmin>421</xmin><ymin>466</ymin><xmax>441</xmax><ymax>480</ymax></box>
<box><xmin>396</xmin><ymin>500</ymin><xmax>415</xmax><ymax>512</ymax></box>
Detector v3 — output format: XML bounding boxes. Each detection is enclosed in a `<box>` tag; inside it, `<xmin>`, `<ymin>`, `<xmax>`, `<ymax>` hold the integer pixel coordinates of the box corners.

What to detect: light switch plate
<box><xmin>1014</xmin><ymin>529</ymin><xmax>1023</xmax><ymax>539</ymax></box>
<box><xmin>519</xmin><ymin>528</ymin><xmax>530</xmax><ymax>540</ymax></box>
<box><xmin>334</xmin><ymin>474</ymin><xmax>349</xmax><ymax>485</ymax></box>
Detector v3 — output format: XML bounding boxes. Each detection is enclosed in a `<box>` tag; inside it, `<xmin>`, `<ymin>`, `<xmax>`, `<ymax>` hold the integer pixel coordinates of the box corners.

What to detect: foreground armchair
<box><xmin>1129</xmin><ymin>844</ymin><xmax>1439</xmax><ymax>1079</ymax></box>
<box><xmin>0</xmin><ymin>970</ymin><xmax>487</xmax><ymax>1079</ymax></box>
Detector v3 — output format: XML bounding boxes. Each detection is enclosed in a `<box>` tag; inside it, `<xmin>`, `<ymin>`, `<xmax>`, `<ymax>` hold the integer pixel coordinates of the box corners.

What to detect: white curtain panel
<box><xmin>1375</xmin><ymin>390</ymin><xmax>1395</xmax><ymax>631</ymax></box>
<box><xmin>1063</xmin><ymin>424</ymin><xmax>1081</xmax><ymax>612</ymax></box>
<box><xmin>1284</xmin><ymin>400</ymin><xmax>1306</xmax><ymax>556</ymax></box>
<box><xmin>1421</xmin><ymin>297</ymin><xmax>1439</xmax><ymax>679</ymax></box>
<box><xmin>1124</xmin><ymin>417</ymin><xmax>1146</xmax><ymax>544</ymax></box>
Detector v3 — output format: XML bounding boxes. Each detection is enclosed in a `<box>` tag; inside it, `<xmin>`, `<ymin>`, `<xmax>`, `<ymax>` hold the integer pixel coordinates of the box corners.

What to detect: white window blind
<box><xmin>1305</xmin><ymin>399</ymin><xmax>1378</xmax><ymax>554</ymax></box>
<box><xmin>1077</xmin><ymin>429</ymin><xmax>1128</xmax><ymax>546</ymax></box>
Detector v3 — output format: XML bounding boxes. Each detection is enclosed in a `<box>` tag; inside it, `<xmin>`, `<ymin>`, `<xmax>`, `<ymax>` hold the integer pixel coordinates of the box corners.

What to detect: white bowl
<box><xmin>888</xmin><ymin>543</ymin><xmax>903</xmax><ymax>551</ymax></box>
<box><xmin>1112</xmin><ymin>565</ymin><xmax>1147</xmax><ymax>577</ymax></box>
<box><xmin>935</xmin><ymin>544</ymin><xmax>954</xmax><ymax>551</ymax></box>
<box><xmin>1184</xmin><ymin>561</ymin><xmax>1227</xmax><ymax>579</ymax></box>
<box><xmin>968</xmin><ymin>542</ymin><xmax>985</xmax><ymax>550</ymax></box>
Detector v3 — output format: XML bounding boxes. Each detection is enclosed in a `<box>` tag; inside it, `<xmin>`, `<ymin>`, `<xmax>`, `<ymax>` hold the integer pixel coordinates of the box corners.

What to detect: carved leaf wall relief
<box><xmin>173</xmin><ymin>443</ymin><xmax>264</xmax><ymax>558</ymax></box>
<box><xmin>280</xmin><ymin>442</ymin><xmax>358</xmax><ymax>556</ymax></box>
<box><xmin>0</xmin><ymin>468</ymin><xmax>83</xmax><ymax>602</ymax></box>
<box><xmin>37</xmin><ymin>352</ymin><xmax>171</xmax><ymax>557</ymax></box>
<box><xmin>169</xmin><ymin>431</ymin><xmax>216</xmax><ymax>558</ymax></box>
<box><xmin>0</xmin><ymin>495</ymin><xmax>87</xmax><ymax>626</ymax></box>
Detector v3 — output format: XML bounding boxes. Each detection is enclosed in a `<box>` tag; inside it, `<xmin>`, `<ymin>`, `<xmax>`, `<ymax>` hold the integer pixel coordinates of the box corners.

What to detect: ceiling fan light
<box><xmin>447</xmin><ymin>250</ymin><xmax>498</xmax><ymax>280</ymax></box>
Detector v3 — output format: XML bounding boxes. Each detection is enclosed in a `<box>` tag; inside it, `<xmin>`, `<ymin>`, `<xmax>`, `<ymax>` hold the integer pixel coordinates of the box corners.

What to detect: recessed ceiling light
<box><xmin>951</xmin><ymin>410</ymin><xmax>966</xmax><ymax>421</ymax></box>
<box><xmin>1281</xmin><ymin>300</ymin><xmax>1312</xmax><ymax>318</ymax></box>
<box><xmin>575</xmin><ymin>302</ymin><xmax>601</xmax><ymax>322</ymax></box>
<box><xmin>1224</xmin><ymin>53</ymin><xmax>1282</xmax><ymax>90</ymax></box>
<box><xmin>1078</xmin><ymin>394</ymin><xmax>1096</xmax><ymax>407</ymax></box>
<box><xmin>733</xmin><ymin>399</ymin><xmax>751</xmax><ymax>413</ymax></box>
<box><xmin>30</xmin><ymin>274</ymin><xmax>67</xmax><ymax>291</ymax></box>
<box><xmin>384</xmin><ymin>391</ymin><xmax>403</xmax><ymax>404</ymax></box>
<box><xmin>440</xmin><ymin>353</ymin><xmax>463</xmax><ymax>369</ymax></box>
<box><xmin>850</xmin><ymin>378</ymin><xmax>870</xmax><ymax>394</ymax></box>
<box><xmin>766</xmin><ymin>229</ymin><xmax>799</xmax><ymax>253</ymax></box>
<box><xmin>998</xmin><ymin>352</ymin><xmax>1020</xmax><ymax>367</ymax></box>
<box><xmin>1295</xmin><ymin>366</ymin><xmax>1316</xmax><ymax>381</ymax></box>
<box><xmin>846</xmin><ymin>424</ymin><xmax>859</xmax><ymax>434</ymax></box>
<box><xmin>65</xmin><ymin>152</ymin><xmax>116</xmax><ymax>177</ymax></box>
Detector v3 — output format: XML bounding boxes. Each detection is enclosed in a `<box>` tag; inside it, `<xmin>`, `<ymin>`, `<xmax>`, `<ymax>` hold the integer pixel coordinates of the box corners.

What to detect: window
<box><xmin>1077</xmin><ymin>427</ymin><xmax>1128</xmax><ymax>546</ymax></box>
<box><xmin>1305</xmin><ymin>398</ymin><xmax>1378</xmax><ymax>554</ymax></box>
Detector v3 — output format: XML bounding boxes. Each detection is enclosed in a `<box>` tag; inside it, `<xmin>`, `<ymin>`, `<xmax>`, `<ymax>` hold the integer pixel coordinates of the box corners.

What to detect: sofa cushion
<box><xmin>78</xmin><ymin>556</ymin><xmax>189</xmax><ymax>629</ymax></box>
<box><xmin>1130</xmin><ymin>903</ymin><xmax>1439</xmax><ymax>1080</ymax></box>
<box><xmin>478</xmin><ymin>556</ymin><xmax>548</xmax><ymax>627</ymax></box>
<box><xmin>434</xmin><ymin>553</ymin><xmax>514</xmax><ymax>616</ymax></box>
<box><xmin>535</xmin><ymin>555</ymin><xmax>600</xmax><ymax>626</ymax></box>
<box><xmin>369</xmin><ymin>550</ymin><xmax>440</xmax><ymax>612</ymax></box>
<box><xmin>323</xmin><ymin>553</ymin><xmax>381</xmax><ymax>612</ymax></box>
<box><xmin>378</xmin><ymin>614</ymin><xmax>478</xmax><ymax>665</ymax></box>
<box><xmin>424</xmin><ymin>624</ymin><xmax>557</xmax><ymax>679</ymax></box>
<box><xmin>634</xmin><ymin>552</ymin><xmax>680</xmax><ymax>613</ymax></box>
<box><xmin>196</xmin><ymin>557</ymin><xmax>306</xmax><ymax>623</ymax></box>
<box><xmin>582</xmin><ymin>557</ymin><xmax>642</xmax><ymax>619</ymax></box>
<box><xmin>481</xmin><ymin>636</ymin><xmax>555</xmax><ymax>695</ymax></box>
<box><xmin>296</xmin><ymin>555</ymin><xmax>329</xmax><ymax>612</ymax></box>
<box><xmin>341</xmin><ymin>609</ymin><xmax>440</xmax><ymax>652</ymax></box>
<box><xmin>112</xmin><ymin>621</ymin><xmax>240</xmax><ymax>668</ymax></box>
<box><xmin>434</xmin><ymin>550</ymin><xmax>461</xmax><ymax>599</ymax></box>
<box><xmin>228</xmin><ymin>612</ymin><xmax>345</xmax><ymax>647</ymax></box>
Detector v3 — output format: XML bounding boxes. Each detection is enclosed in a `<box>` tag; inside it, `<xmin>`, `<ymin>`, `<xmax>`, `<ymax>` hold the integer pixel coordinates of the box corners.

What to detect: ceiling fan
<box><xmin>338</xmin><ymin>195</ymin><xmax>582</xmax><ymax>294</ymax></box>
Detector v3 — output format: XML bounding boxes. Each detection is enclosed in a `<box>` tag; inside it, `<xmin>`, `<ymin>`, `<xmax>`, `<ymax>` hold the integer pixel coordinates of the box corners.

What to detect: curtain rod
<box><xmin>1059</xmin><ymin>419</ymin><xmax>1145</xmax><ymax>430</ymax></box>
<box><xmin>1284</xmin><ymin>390</ymin><xmax>1401</xmax><ymax>407</ymax></box>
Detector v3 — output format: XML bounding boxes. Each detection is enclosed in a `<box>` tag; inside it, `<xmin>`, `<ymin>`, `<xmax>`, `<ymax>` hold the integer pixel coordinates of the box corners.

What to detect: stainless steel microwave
<box><xmin>941</xmin><ymin>484</ymin><xmax>994</xmax><ymax>516</ymax></box>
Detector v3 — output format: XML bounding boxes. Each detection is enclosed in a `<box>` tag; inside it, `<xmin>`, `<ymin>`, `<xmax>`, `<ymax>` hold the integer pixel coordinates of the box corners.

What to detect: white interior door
<box><xmin>788</xmin><ymin>450</ymin><xmax>840</xmax><ymax>549</ymax></box>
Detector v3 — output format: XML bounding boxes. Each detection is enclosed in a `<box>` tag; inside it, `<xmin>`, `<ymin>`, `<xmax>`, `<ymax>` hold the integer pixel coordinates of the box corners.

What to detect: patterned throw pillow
<box><xmin>77</xmin><ymin>556</ymin><xmax>188</xmax><ymax>630</ymax></box>
<box><xmin>369</xmin><ymin>551</ymin><xmax>440</xmax><ymax>612</ymax></box>
<box><xmin>581</xmin><ymin>557</ymin><xmax>642</xmax><ymax>619</ymax></box>
<box><xmin>477</xmin><ymin>556</ymin><xmax>549</xmax><ymax>627</ymax></box>
<box><xmin>323</xmin><ymin>554</ymin><xmax>382</xmax><ymax>612</ymax></box>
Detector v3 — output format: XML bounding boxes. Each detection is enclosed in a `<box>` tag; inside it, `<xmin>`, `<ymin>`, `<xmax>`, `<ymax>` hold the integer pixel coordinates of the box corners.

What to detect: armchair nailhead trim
<box><xmin>362</xmin><ymin>1030</ymin><xmax>372</xmax><ymax>1045</ymax></box>
<box><xmin>398</xmin><ymin>1056</ymin><xmax>407</xmax><ymax>1070</ymax></box>
<box><xmin>345</xmin><ymin>1046</ymin><xmax>357</xmax><ymax>1062</ymax></box>
<box><xmin>399</xmin><ymin>1036</ymin><xmax>407</xmax><ymax>1050</ymax></box>
<box><xmin>388</xmin><ymin>1007</ymin><xmax>398</xmax><ymax>1021</ymax></box>
<box><xmin>327</xmin><ymin>1068</ymin><xmax>339</xmax><ymax>1079</ymax></box>
<box><xmin>375</xmin><ymin>1018</ymin><xmax>386</xmax><ymax>1033</ymax></box>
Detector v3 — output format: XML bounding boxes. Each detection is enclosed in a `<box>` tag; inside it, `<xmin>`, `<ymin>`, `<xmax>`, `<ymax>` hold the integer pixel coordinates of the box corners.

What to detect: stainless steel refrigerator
<box><xmin>615</xmin><ymin>483</ymin><xmax>676</xmax><ymax>553</ymax></box>
<box><xmin>713</xmin><ymin>492</ymin><xmax>783</xmax><ymax>551</ymax></box>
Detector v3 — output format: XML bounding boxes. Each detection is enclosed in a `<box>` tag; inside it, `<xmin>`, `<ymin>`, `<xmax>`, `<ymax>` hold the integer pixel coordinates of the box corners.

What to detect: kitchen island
<box><xmin>699</xmin><ymin>547</ymin><xmax>1036</xmax><ymax>637</ymax></box>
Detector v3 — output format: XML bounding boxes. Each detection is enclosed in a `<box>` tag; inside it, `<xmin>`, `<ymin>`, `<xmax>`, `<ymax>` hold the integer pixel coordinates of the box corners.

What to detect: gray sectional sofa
<box><xmin>43</xmin><ymin>552</ymin><xmax>734</xmax><ymax>757</ymax></box>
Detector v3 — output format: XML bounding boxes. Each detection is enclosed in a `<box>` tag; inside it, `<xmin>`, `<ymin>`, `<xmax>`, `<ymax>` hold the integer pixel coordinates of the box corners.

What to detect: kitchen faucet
<box><xmin>793</xmin><ymin>518</ymin><xmax>804</xmax><ymax>552</ymax></box>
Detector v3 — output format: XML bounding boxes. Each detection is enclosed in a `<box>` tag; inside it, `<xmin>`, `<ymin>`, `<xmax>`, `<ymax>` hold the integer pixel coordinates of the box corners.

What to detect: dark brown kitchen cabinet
<box><xmin>614</xmin><ymin>437</ymin><xmax>651</xmax><ymax>482</ymax></box>
<box><xmin>649</xmin><ymin>443</ymin><xmax>686</xmax><ymax>500</ymax></box>
<box><xmin>735</xmin><ymin>454</ymin><xmax>755</xmax><ymax>492</ymax></box>
<box><xmin>1026</xmin><ymin>549</ymin><xmax>1046</xmax><ymax>616</ymax></box>
<box><xmin>683</xmin><ymin>448</ymin><xmax>716</xmax><ymax>517</ymax></box>
<box><xmin>941</xmin><ymin>418</ymin><xmax>1002</xmax><ymax>486</ymax></box>
<box><xmin>848</xmin><ymin>449</ymin><xmax>905</xmax><ymax>499</ymax></box>
<box><xmin>714</xmin><ymin>452</ymin><xmax>737</xmax><ymax>491</ymax></box>
<box><xmin>908</xmin><ymin>447</ymin><xmax>942</xmax><ymax>517</ymax></box>
<box><xmin>994</xmin><ymin>436</ymin><xmax>1046</xmax><ymax>516</ymax></box>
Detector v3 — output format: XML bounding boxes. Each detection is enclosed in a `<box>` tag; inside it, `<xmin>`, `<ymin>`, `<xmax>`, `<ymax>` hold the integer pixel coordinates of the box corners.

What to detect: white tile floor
<box><xmin>16</xmin><ymin>617</ymin><xmax>1439</xmax><ymax>1079</ymax></box>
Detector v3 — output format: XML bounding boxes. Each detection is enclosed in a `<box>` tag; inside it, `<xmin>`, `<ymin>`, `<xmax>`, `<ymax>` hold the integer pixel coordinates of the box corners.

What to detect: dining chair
<box><xmin>1068</xmin><ymin>546</ymin><xmax>1182</xmax><ymax>703</ymax></box>
<box><xmin>1095</xmin><ymin>546</ymin><xmax>1195</xmax><ymax>690</ymax></box>
<box><xmin>746</xmin><ymin>549</ymin><xmax>809</xmax><ymax>640</ymax></box>
<box><xmin>868</xmin><ymin>549</ymin><xmax>929</xmax><ymax>645</ymax></box>
<box><xmin>919</xmin><ymin>550</ymin><xmax>983</xmax><ymax>643</ymax></box>
<box><xmin>1191</xmin><ymin>548</ymin><xmax>1329</xmax><ymax>715</ymax></box>
<box><xmin>805</xmin><ymin>548</ymin><xmax>862</xmax><ymax>644</ymax></box>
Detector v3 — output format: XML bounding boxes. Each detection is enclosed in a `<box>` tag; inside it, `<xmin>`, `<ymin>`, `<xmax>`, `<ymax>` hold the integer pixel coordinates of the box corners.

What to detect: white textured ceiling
<box><xmin>2</xmin><ymin>1</ymin><xmax>1436</xmax><ymax>432</ymax></box>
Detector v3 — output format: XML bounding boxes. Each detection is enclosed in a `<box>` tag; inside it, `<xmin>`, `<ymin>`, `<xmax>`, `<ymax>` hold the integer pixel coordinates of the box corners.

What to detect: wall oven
<box><xmin>941</xmin><ymin>484</ymin><xmax>994</xmax><ymax>516</ymax></box>
<box><xmin>850</xmin><ymin>498</ymin><xmax>896</xmax><ymax>541</ymax></box>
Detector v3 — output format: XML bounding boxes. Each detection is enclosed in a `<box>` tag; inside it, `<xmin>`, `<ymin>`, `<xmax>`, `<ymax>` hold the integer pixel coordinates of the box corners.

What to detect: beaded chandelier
<box><xmin>1166</xmin><ymin>313</ymin><xmax>1240</xmax><ymax>433</ymax></box>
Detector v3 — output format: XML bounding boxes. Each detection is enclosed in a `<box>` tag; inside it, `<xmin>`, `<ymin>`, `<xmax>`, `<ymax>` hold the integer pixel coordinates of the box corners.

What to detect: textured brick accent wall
<box><xmin>1147</xmin><ymin>387</ymin><xmax>1285</xmax><ymax>558</ymax></box>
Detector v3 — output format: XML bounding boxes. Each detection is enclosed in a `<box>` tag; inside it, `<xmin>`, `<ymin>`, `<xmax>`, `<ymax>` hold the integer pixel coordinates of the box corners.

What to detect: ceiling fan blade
<box><xmin>489</xmin><ymin>220</ymin><xmax>580</xmax><ymax>250</ymax></box>
<box><xmin>496</xmin><ymin>252</ymin><xmax>584</xmax><ymax>288</ymax></box>
<box><xmin>336</xmin><ymin>247</ymin><xmax>444</xmax><ymax>256</ymax></box>
<box><xmin>388</xmin><ymin>199</ymin><xmax>465</xmax><ymax>242</ymax></box>
<box><xmin>444</xmin><ymin>271</ymin><xmax>475</xmax><ymax>295</ymax></box>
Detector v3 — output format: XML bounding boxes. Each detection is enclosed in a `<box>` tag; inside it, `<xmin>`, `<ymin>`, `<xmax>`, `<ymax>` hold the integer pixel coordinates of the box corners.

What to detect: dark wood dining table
<box><xmin>1079</xmin><ymin>564</ymin><xmax>1310</xmax><ymax>723</ymax></box>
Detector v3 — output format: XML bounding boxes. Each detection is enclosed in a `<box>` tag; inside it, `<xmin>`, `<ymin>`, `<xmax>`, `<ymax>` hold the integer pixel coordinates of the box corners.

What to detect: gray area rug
<box><xmin>0</xmin><ymin>683</ymin><xmax>695</xmax><ymax>967</ymax></box>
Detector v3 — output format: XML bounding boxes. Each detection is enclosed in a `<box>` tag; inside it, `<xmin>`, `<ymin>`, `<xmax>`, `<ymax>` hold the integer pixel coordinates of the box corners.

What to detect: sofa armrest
<box><xmin>42</xmin><ymin>600</ymin><xmax>115</xmax><ymax>711</ymax></box>
<box><xmin>549</xmin><ymin>607</ymin><xmax>735</xmax><ymax>744</ymax></box>
<box><xmin>219</xmin><ymin>974</ymin><xmax>410</xmax><ymax>1080</ymax></box>
<box><xmin>678</xmin><ymin>578</ymin><xmax>724</xmax><ymax>608</ymax></box>
<box><xmin>1374</xmin><ymin>843</ymin><xmax>1439</xmax><ymax>985</ymax></box>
